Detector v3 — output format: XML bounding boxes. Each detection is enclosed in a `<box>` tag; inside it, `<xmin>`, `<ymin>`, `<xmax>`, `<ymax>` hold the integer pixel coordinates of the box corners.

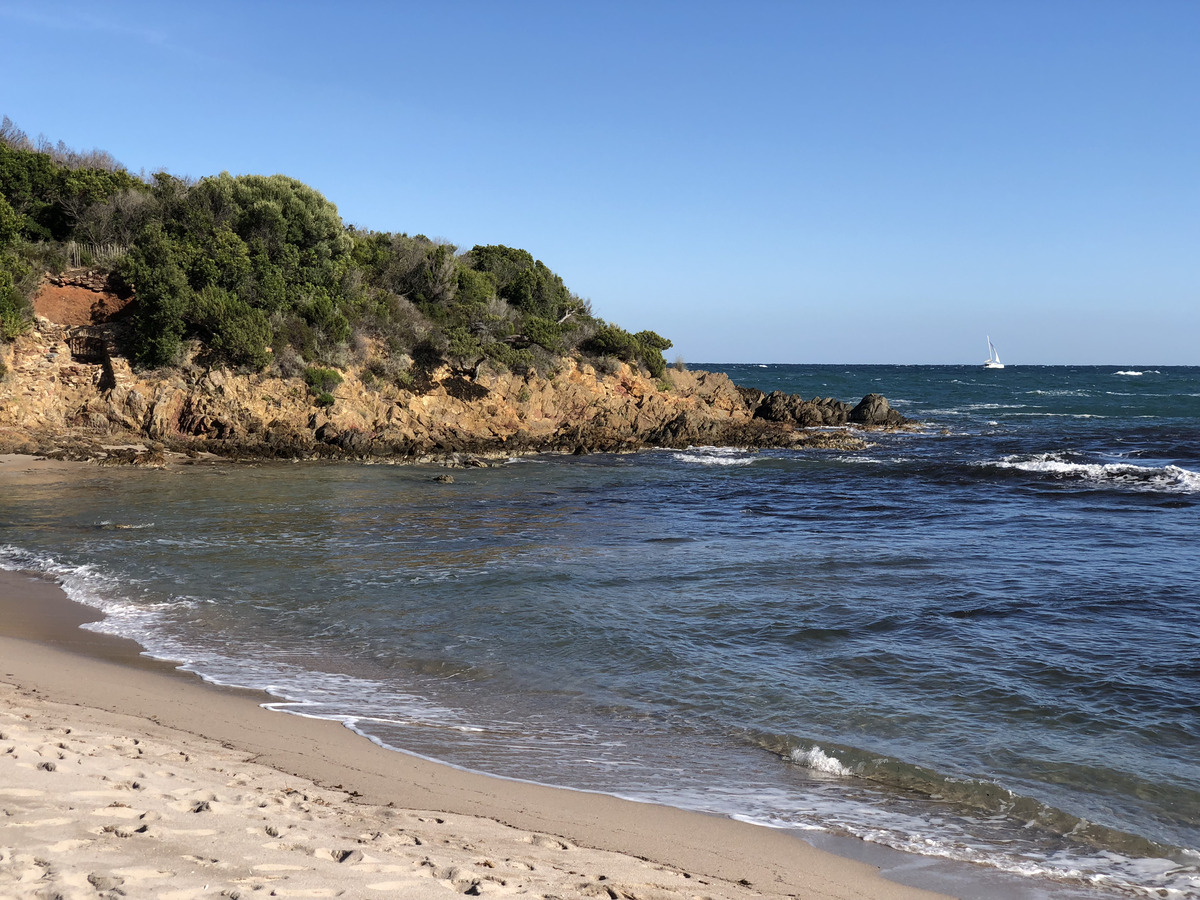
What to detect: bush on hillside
<box><xmin>0</xmin><ymin>118</ymin><xmax>674</xmax><ymax>378</ymax></box>
<box><xmin>303</xmin><ymin>366</ymin><xmax>343</xmax><ymax>395</ymax></box>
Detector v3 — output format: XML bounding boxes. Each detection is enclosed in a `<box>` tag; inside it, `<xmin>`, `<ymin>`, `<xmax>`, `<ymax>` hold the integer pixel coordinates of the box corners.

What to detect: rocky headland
<box><xmin>0</xmin><ymin>271</ymin><xmax>910</xmax><ymax>466</ymax></box>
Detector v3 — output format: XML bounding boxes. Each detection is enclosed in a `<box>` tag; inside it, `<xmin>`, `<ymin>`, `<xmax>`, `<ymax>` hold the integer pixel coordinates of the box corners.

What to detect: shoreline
<box><xmin>0</xmin><ymin>566</ymin><xmax>952</xmax><ymax>899</ymax></box>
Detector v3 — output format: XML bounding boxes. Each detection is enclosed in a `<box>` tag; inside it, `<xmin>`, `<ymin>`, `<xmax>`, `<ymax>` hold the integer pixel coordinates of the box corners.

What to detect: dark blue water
<box><xmin>3</xmin><ymin>364</ymin><xmax>1198</xmax><ymax>897</ymax></box>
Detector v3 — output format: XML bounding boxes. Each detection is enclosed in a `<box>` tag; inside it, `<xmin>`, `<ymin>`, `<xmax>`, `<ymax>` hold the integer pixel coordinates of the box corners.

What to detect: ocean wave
<box><xmin>1004</xmin><ymin>412</ymin><xmax>1108</xmax><ymax>419</ymax></box>
<box><xmin>671</xmin><ymin>447</ymin><xmax>757</xmax><ymax>467</ymax></box>
<box><xmin>1</xmin><ymin>544</ymin><xmax>486</xmax><ymax>740</ymax></box>
<box><xmin>789</xmin><ymin>744</ymin><xmax>855</xmax><ymax>776</ymax></box>
<box><xmin>921</xmin><ymin>403</ymin><xmax>1029</xmax><ymax>416</ymax></box>
<box><xmin>986</xmin><ymin>453</ymin><xmax>1200</xmax><ymax>493</ymax></box>
<box><xmin>762</xmin><ymin>735</ymin><xmax>1200</xmax><ymax>896</ymax></box>
<box><xmin>1</xmin><ymin>545</ymin><xmax>132</xmax><ymax>614</ymax></box>
<box><xmin>1115</xmin><ymin>370</ymin><xmax>1161</xmax><ymax>376</ymax></box>
<box><xmin>0</xmin><ymin>544</ymin><xmax>194</xmax><ymax>638</ymax></box>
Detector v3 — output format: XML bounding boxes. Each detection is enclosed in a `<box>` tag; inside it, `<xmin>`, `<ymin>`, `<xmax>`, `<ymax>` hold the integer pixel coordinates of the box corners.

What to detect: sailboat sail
<box><xmin>984</xmin><ymin>336</ymin><xmax>1004</xmax><ymax>369</ymax></box>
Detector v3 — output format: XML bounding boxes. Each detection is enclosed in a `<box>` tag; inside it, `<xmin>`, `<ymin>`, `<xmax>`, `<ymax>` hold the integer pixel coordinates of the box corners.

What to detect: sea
<box><xmin>2</xmin><ymin>364</ymin><xmax>1198</xmax><ymax>898</ymax></box>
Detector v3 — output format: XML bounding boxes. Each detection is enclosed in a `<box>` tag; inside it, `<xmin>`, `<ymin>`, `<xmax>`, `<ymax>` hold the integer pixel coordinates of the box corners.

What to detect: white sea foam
<box><xmin>0</xmin><ymin>546</ymin><xmax>479</xmax><ymax>737</ymax></box>
<box><xmin>1115</xmin><ymin>370</ymin><xmax>1144</xmax><ymax>376</ymax></box>
<box><xmin>1007</xmin><ymin>412</ymin><xmax>1107</xmax><ymax>419</ymax></box>
<box><xmin>789</xmin><ymin>745</ymin><xmax>854</xmax><ymax>776</ymax></box>
<box><xmin>921</xmin><ymin>402</ymin><xmax>1029</xmax><ymax>416</ymax></box>
<box><xmin>671</xmin><ymin>447</ymin><xmax>756</xmax><ymax>467</ymax></box>
<box><xmin>0</xmin><ymin>545</ymin><xmax>142</xmax><ymax>620</ymax></box>
<box><xmin>709</xmin><ymin>770</ymin><xmax>1200</xmax><ymax>898</ymax></box>
<box><xmin>988</xmin><ymin>454</ymin><xmax>1200</xmax><ymax>493</ymax></box>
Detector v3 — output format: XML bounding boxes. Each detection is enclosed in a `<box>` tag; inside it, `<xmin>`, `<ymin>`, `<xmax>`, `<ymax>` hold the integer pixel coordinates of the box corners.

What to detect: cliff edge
<box><xmin>0</xmin><ymin>275</ymin><xmax>908</xmax><ymax>464</ymax></box>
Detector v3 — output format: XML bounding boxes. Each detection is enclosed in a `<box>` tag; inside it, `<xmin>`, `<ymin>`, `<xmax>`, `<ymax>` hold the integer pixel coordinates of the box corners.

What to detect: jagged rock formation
<box><xmin>0</xmin><ymin>304</ymin><xmax>911</xmax><ymax>463</ymax></box>
<box><xmin>848</xmin><ymin>393</ymin><xmax>909</xmax><ymax>428</ymax></box>
<box><xmin>752</xmin><ymin>391</ymin><xmax>855</xmax><ymax>427</ymax></box>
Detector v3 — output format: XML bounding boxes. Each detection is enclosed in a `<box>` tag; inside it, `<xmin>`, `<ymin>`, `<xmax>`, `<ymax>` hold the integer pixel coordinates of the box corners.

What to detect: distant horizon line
<box><xmin>688</xmin><ymin>362</ymin><xmax>1197</xmax><ymax>368</ymax></box>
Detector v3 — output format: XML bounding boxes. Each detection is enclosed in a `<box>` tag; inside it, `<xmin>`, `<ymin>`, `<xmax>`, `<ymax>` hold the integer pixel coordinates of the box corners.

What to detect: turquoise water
<box><xmin>3</xmin><ymin>364</ymin><xmax>1198</xmax><ymax>897</ymax></box>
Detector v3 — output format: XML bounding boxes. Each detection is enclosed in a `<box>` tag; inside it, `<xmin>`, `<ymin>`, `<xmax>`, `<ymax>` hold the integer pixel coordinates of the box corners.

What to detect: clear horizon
<box><xmin>694</xmin><ymin>361</ymin><xmax>1195</xmax><ymax>368</ymax></box>
<box><xmin>2</xmin><ymin>1</ymin><xmax>1196</xmax><ymax>366</ymax></box>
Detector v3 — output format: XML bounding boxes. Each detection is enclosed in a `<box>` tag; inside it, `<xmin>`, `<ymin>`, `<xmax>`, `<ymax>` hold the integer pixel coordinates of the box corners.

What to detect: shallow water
<box><xmin>3</xmin><ymin>364</ymin><xmax>1198</xmax><ymax>898</ymax></box>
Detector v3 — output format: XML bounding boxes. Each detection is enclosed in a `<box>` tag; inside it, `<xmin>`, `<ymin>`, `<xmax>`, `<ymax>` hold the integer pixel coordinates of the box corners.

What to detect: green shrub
<box><xmin>634</xmin><ymin>330</ymin><xmax>672</xmax><ymax>379</ymax></box>
<box><xmin>0</xmin><ymin>194</ymin><xmax>20</xmax><ymax>245</ymax></box>
<box><xmin>523</xmin><ymin>315</ymin><xmax>563</xmax><ymax>352</ymax></box>
<box><xmin>193</xmin><ymin>285</ymin><xmax>272</xmax><ymax>369</ymax></box>
<box><xmin>455</xmin><ymin>266</ymin><xmax>495</xmax><ymax>305</ymax></box>
<box><xmin>0</xmin><ymin>258</ymin><xmax>31</xmax><ymax>341</ymax></box>
<box><xmin>444</xmin><ymin>324</ymin><xmax>482</xmax><ymax>360</ymax></box>
<box><xmin>0</xmin><ymin>120</ymin><xmax>680</xmax><ymax>378</ymax></box>
<box><xmin>483</xmin><ymin>342</ymin><xmax>533</xmax><ymax>373</ymax></box>
<box><xmin>581</xmin><ymin>324</ymin><xmax>640</xmax><ymax>361</ymax></box>
<box><xmin>303</xmin><ymin>366</ymin><xmax>343</xmax><ymax>395</ymax></box>
<box><xmin>314</xmin><ymin>392</ymin><xmax>336</xmax><ymax>408</ymax></box>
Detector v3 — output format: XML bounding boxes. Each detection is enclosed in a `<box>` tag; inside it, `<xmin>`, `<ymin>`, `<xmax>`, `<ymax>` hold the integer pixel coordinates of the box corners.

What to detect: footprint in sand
<box><xmin>90</xmin><ymin>803</ymin><xmax>147</xmax><ymax>819</ymax></box>
<box><xmin>111</xmin><ymin>866</ymin><xmax>175</xmax><ymax>882</ymax></box>
<box><xmin>421</xmin><ymin>861</ymin><xmax>485</xmax><ymax>893</ymax></box>
<box><xmin>521</xmin><ymin>834</ymin><xmax>573</xmax><ymax>851</ymax></box>
<box><xmin>100</xmin><ymin>822</ymin><xmax>151</xmax><ymax>838</ymax></box>
<box><xmin>87</xmin><ymin>872</ymin><xmax>126</xmax><ymax>892</ymax></box>
<box><xmin>47</xmin><ymin>838</ymin><xmax>94</xmax><ymax>853</ymax></box>
<box><xmin>313</xmin><ymin>847</ymin><xmax>365</xmax><ymax>864</ymax></box>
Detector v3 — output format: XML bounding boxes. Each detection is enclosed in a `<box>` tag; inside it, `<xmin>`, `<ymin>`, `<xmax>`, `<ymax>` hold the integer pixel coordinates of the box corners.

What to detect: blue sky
<box><xmin>2</xmin><ymin>1</ymin><xmax>1197</xmax><ymax>364</ymax></box>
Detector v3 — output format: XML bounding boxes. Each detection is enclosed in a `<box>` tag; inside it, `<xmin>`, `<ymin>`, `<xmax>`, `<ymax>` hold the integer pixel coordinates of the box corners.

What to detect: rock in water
<box><xmin>848</xmin><ymin>393</ymin><xmax>908</xmax><ymax>427</ymax></box>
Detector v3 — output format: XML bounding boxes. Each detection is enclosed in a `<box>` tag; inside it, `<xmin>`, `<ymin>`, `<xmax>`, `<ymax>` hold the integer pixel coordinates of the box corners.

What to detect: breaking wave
<box><xmin>789</xmin><ymin>744</ymin><xmax>855</xmax><ymax>776</ymax></box>
<box><xmin>985</xmin><ymin>453</ymin><xmax>1200</xmax><ymax>493</ymax></box>
<box><xmin>671</xmin><ymin>447</ymin><xmax>757</xmax><ymax>467</ymax></box>
<box><xmin>759</xmin><ymin>735</ymin><xmax>1200</xmax><ymax>897</ymax></box>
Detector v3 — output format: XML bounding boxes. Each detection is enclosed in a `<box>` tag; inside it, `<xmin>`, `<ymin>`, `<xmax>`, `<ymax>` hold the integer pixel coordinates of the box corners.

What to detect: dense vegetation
<box><xmin>0</xmin><ymin>117</ymin><xmax>672</xmax><ymax>380</ymax></box>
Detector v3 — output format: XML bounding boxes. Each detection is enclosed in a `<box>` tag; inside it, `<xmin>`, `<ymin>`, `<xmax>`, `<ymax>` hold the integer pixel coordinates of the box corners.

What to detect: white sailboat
<box><xmin>983</xmin><ymin>336</ymin><xmax>1004</xmax><ymax>369</ymax></box>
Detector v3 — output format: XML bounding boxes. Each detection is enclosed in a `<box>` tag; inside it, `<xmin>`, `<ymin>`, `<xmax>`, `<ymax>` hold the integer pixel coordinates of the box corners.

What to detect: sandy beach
<box><xmin>0</xmin><ymin>550</ymin><xmax>950</xmax><ymax>900</ymax></box>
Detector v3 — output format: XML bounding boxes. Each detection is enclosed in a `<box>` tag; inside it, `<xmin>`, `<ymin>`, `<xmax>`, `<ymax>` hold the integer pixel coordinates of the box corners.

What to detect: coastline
<box><xmin>0</xmin><ymin>316</ymin><xmax>909</xmax><ymax>467</ymax></box>
<box><xmin>0</xmin><ymin>566</ymin><xmax>950</xmax><ymax>900</ymax></box>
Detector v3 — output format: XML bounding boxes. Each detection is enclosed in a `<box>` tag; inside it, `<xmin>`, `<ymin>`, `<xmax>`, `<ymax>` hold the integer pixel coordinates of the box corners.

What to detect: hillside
<box><xmin>0</xmin><ymin>117</ymin><xmax>675</xmax><ymax>383</ymax></box>
<box><xmin>0</xmin><ymin>277</ymin><xmax>913</xmax><ymax>463</ymax></box>
<box><xmin>0</xmin><ymin>119</ymin><xmax>908</xmax><ymax>463</ymax></box>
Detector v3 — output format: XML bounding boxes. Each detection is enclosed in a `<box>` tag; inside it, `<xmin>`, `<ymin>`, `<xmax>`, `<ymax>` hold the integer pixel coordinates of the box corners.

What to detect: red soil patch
<box><xmin>34</xmin><ymin>284</ymin><xmax>133</xmax><ymax>326</ymax></box>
